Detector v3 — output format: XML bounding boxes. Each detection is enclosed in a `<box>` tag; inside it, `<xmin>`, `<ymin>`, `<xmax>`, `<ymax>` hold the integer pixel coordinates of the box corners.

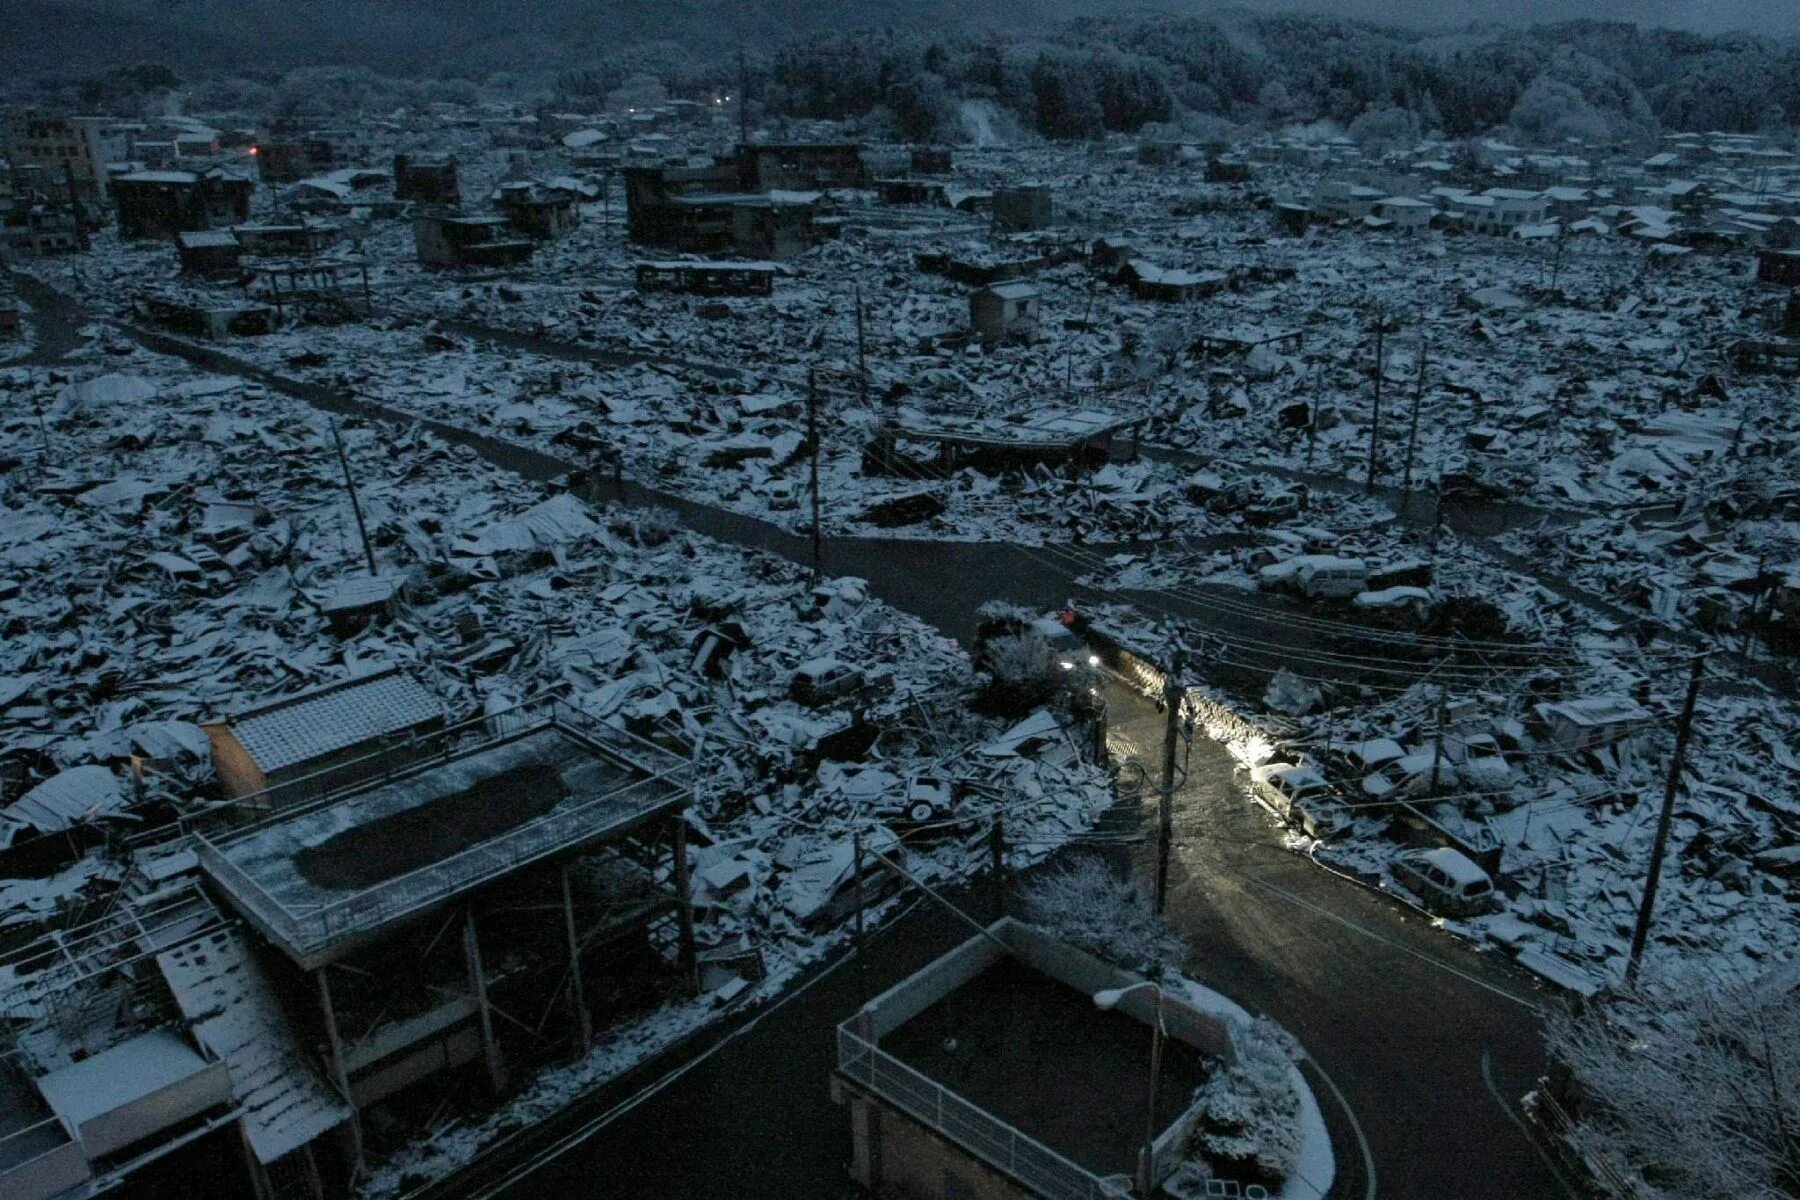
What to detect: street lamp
<box><xmin>1094</xmin><ymin>982</ymin><xmax>1165</xmax><ymax>1197</ymax></box>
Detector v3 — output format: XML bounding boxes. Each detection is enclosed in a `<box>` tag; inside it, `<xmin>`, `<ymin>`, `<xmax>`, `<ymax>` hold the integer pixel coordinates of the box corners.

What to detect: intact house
<box><xmin>0</xmin><ymin>694</ymin><xmax>699</xmax><ymax>1200</ymax></box>
<box><xmin>113</xmin><ymin>169</ymin><xmax>254</xmax><ymax>241</ymax></box>
<box><xmin>1118</xmin><ymin>259</ymin><xmax>1227</xmax><ymax>303</ymax></box>
<box><xmin>833</xmin><ymin>918</ymin><xmax>1231</xmax><ymax>1199</ymax></box>
<box><xmin>413</xmin><ymin>212</ymin><xmax>536</xmax><ymax>269</ymax></box>
<box><xmin>1450</xmin><ymin>188</ymin><xmax>1550</xmax><ymax>236</ymax></box>
<box><xmin>203</xmin><ymin>668</ymin><xmax>447</xmax><ymax>808</ymax></box>
<box><xmin>392</xmin><ymin>153</ymin><xmax>460</xmax><ymax>206</ymax></box>
<box><xmin>970</xmin><ymin>281</ymin><xmax>1041</xmax><ymax>344</ymax></box>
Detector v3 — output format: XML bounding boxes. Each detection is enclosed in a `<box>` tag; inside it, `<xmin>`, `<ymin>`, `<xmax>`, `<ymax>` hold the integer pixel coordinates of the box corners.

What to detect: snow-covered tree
<box><xmin>1020</xmin><ymin>857</ymin><xmax>1182</xmax><ymax>975</ymax></box>
<box><xmin>1546</xmin><ymin>970</ymin><xmax>1800</xmax><ymax>1199</ymax></box>
<box><xmin>1185</xmin><ymin>1016</ymin><xmax>1305</xmax><ymax>1185</ymax></box>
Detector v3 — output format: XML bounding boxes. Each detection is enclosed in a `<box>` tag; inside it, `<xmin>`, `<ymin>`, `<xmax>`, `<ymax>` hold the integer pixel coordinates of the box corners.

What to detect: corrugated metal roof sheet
<box><xmin>3</xmin><ymin>765</ymin><xmax>126</xmax><ymax>834</ymax></box>
<box><xmin>228</xmin><ymin>669</ymin><xmax>443</xmax><ymax>775</ymax></box>
<box><xmin>159</xmin><ymin>929</ymin><xmax>350</xmax><ymax>1163</ymax></box>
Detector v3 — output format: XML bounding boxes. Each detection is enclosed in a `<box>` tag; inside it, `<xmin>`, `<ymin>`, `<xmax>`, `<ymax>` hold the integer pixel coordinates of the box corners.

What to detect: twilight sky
<box><xmin>1214</xmin><ymin>0</ymin><xmax>1796</xmax><ymax>33</ymax></box>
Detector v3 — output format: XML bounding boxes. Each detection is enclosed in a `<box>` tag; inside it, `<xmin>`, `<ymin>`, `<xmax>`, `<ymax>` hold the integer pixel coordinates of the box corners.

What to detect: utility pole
<box><xmin>737</xmin><ymin>48</ymin><xmax>750</xmax><ymax>147</ymax></box>
<box><xmin>1549</xmin><ymin>228</ymin><xmax>1566</xmax><ymax>293</ymax></box>
<box><xmin>852</xmin><ymin>829</ymin><xmax>866</xmax><ymax>954</ymax></box>
<box><xmin>1155</xmin><ymin>646</ymin><xmax>1187</xmax><ymax>915</ymax></box>
<box><xmin>328</xmin><ymin>419</ymin><xmax>378</xmax><ymax>575</ymax></box>
<box><xmin>1626</xmin><ymin>654</ymin><xmax>1706</xmax><ymax>987</ymax></box>
<box><xmin>1402</xmin><ymin>328</ymin><xmax>1427</xmax><ymax>498</ymax></box>
<box><xmin>806</xmin><ymin>368</ymin><xmax>822</xmax><ymax>585</ymax></box>
<box><xmin>854</xmin><ymin>286</ymin><xmax>869</xmax><ymax>409</ymax></box>
<box><xmin>990</xmin><ymin>814</ymin><xmax>1007</xmax><ymax>920</ymax></box>
<box><xmin>1366</xmin><ymin>313</ymin><xmax>1385</xmax><ymax>494</ymax></box>
<box><xmin>1428</xmin><ymin>689</ymin><xmax>1448</xmax><ymax>794</ymax></box>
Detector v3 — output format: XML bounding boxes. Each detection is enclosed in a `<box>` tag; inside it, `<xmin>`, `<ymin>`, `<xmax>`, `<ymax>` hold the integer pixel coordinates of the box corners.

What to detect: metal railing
<box><xmin>192</xmin><ymin>697</ymin><xmax>690</xmax><ymax>955</ymax></box>
<box><xmin>836</xmin><ymin>1026</ymin><xmax>1132</xmax><ymax>1200</ymax></box>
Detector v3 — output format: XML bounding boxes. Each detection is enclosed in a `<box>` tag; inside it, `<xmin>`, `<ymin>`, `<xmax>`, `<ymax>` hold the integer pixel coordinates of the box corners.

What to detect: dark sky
<box><xmin>1219</xmin><ymin>0</ymin><xmax>1796</xmax><ymax>34</ymax></box>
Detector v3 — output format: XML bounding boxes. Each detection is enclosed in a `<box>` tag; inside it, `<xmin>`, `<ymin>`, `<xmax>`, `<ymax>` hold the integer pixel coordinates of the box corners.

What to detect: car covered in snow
<box><xmin>873</xmin><ymin>775</ymin><xmax>969</xmax><ymax>839</ymax></box>
<box><xmin>1248</xmin><ymin>761</ymin><xmax>1345</xmax><ymax>839</ymax></box>
<box><xmin>1389</xmin><ymin>847</ymin><xmax>1498</xmax><ymax>917</ymax></box>
<box><xmin>789</xmin><ymin>657</ymin><xmax>867</xmax><ymax>707</ymax></box>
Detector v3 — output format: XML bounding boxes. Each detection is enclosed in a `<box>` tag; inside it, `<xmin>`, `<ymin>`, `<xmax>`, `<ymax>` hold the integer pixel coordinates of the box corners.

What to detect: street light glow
<box><xmin>1093</xmin><ymin>980</ymin><xmax>1159</xmax><ymax>1010</ymax></box>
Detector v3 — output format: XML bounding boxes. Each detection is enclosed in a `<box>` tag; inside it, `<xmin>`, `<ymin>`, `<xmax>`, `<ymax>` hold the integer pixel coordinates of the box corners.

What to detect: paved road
<box><xmin>1101</xmin><ymin>679</ymin><xmax>1562</xmax><ymax>1200</ymax></box>
<box><xmin>471</xmin><ymin>676</ymin><xmax>1566</xmax><ymax>1200</ymax></box>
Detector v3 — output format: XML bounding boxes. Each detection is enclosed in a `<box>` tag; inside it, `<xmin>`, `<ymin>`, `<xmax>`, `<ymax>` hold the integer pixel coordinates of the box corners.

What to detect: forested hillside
<box><xmin>7</xmin><ymin>2</ymin><xmax>1798</xmax><ymax>142</ymax></box>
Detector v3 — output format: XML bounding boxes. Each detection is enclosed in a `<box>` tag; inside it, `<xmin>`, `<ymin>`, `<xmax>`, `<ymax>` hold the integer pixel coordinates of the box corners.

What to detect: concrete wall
<box><xmin>76</xmin><ymin>1058</ymin><xmax>232</xmax><ymax>1160</ymax></box>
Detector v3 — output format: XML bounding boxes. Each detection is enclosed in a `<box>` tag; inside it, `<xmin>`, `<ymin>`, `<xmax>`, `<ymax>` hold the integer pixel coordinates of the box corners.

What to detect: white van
<box><xmin>1290</xmin><ymin>556</ymin><xmax>1369</xmax><ymax>600</ymax></box>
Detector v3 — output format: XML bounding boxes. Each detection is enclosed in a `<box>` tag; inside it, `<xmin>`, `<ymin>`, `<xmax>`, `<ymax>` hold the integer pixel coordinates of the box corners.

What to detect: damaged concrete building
<box><xmin>0</xmin><ymin>687</ymin><xmax>698</xmax><ymax>1200</ymax></box>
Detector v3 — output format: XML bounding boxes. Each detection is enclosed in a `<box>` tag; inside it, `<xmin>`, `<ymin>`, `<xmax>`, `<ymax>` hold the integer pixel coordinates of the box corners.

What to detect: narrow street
<box><xmin>476</xmin><ymin>675</ymin><xmax>1566</xmax><ymax>1200</ymax></box>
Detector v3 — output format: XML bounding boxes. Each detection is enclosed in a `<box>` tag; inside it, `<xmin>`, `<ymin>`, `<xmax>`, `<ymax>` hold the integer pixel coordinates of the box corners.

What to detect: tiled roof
<box><xmin>228</xmin><ymin>669</ymin><xmax>443</xmax><ymax>774</ymax></box>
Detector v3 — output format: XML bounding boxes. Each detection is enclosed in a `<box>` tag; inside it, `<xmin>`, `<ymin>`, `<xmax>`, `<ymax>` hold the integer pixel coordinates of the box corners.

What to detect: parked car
<box><xmin>1389</xmin><ymin>848</ymin><xmax>1498</xmax><ymax>916</ymax></box>
<box><xmin>1292</xmin><ymin>556</ymin><xmax>1369</xmax><ymax>599</ymax></box>
<box><xmin>875</xmin><ymin>775</ymin><xmax>968</xmax><ymax>838</ymax></box>
<box><xmin>789</xmin><ymin>658</ymin><xmax>866</xmax><ymax>707</ymax></box>
<box><xmin>765</xmin><ymin>479</ymin><xmax>800</xmax><ymax>511</ymax></box>
<box><xmin>1362</xmin><ymin>750</ymin><xmax>1452</xmax><ymax>799</ymax></box>
<box><xmin>1249</xmin><ymin>762</ymin><xmax>1345</xmax><ymax>839</ymax></box>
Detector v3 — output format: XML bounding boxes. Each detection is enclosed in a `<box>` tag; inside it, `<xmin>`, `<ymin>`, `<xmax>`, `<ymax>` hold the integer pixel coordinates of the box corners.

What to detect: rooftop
<box><xmin>882</xmin><ymin>957</ymin><xmax>1206</xmax><ymax>1181</ymax></box>
<box><xmin>195</xmin><ymin>701</ymin><xmax>686</xmax><ymax>966</ymax></box>
<box><xmin>222</xmin><ymin>668</ymin><xmax>443</xmax><ymax>775</ymax></box>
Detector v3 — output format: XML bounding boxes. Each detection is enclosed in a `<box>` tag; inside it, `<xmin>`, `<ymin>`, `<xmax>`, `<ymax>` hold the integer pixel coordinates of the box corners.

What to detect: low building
<box><xmin>876</xmin><ymin>178</ymin><xmax>949</xmax><ymax>206</ymax></box>
<box><xmin>1119</xmin><ymin>259</ymin><xmax>1227</xmax><ymax>303</ymax></box>
<box><xmin>413</xmin><ymin>213</ymin><xmax>536</xmax><ymax>269</ymax></box>
<box><xmin>113</xmin><ymin>169</ymin><xmax>253</xmax><ymax>240</ymax></box>
<box><xmin>392</xmin><ymin>152</ymin><xmax>460</xmax><ymax>206</ymax></box>
<box><xmin>256</xmin><ymin>135</ymin><xmax>341</xmax><ymax>184</ymax></box>
<box><xmin>737</xmin><ymin>141</ymin><xmax>866</xmax><ymax>191</ymax></box>
<box><xmin>970</xmin><ymin>281</ymin><xmax>1041</xmax><ymax>344</ymax></box>
<box><xmin>993</xmin><ymin>184</ymin><xmax>1053</xmax><ymax>232</ymax></box>
<box><xmin>231</xmin><ymin>220</ymin><xmax>341</xmax><ymax>257</ymax></box>
<box><xmin>1534</xmin><ymin>696</ymin><xmax>1652</xmax><ymax>752</ymax></box>
<box><xmin>175</xmin><ymin>228</ymin><xmax>242</xmax><ymax>276</ymax></box>
<box><xmin>1312</xmin><ymin>180</ymin><xmax>1386</xmax><ymax>221</ymax></box>
<box><xmin>1374</xmin><ymin>195</ymin><xmax>1434</xmax><ymax>232</ymax></box>
<box><xmin>635</xmin><ymin>259</ymin><xmax>779</xmax><ymax>297</ymax></box>
<box><xmin>1758</xmin><ymin>248</ymin><xmax>1800</xmax><ymax>288</ymax></box>
<box><xmin>139</xmin><ymin>293</ymin><xmax>278</xmax><ymax>339</ymax></box>
<box><xmin>203</xmin><ymin>668</ymin><xmax>447</xmax><ymax>807</ymax></box>
<box><xmin>833</xmin><ymin>918</ymin><xmax>1231</xmax><ymax>1199</ymax></box>
<box><xmin>495</xmin><ymin>180</ymin><xmax>582</xmax><ymax>240</ymax></box>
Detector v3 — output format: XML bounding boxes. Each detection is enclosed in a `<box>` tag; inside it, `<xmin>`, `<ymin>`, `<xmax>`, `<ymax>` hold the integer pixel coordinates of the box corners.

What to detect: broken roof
<box><xmin>222</xmin><ymin>668</ymin><xmax>443</xmax><ymax>776</ymax></box>
<box><xmin>2</xmin><ymin>765</ymin><xmax>126</xmax><ymax>838</ymax></box>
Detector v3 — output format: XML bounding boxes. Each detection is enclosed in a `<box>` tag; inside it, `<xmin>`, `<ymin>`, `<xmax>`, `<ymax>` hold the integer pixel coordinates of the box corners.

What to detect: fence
<box><xmin>836</xmin><ymin>1026</ymin><xmax>1132</xmax><ymax>1200</ymax></box>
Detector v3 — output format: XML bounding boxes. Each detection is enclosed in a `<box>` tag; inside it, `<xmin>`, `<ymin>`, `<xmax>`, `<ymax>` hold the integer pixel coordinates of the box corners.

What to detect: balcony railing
<box><xmin>193</xmin><ymin>697</ymin><xmax>689</xmax><ymax>957</ymax></box>
<box><xmin>836</xmin><ymin>1025</ymin><xmax>1132</xmax><ymax>1200</ymax></box>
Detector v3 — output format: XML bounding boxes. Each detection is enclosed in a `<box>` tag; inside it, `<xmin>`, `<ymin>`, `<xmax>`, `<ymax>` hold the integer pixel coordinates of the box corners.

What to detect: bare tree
<box><xmin>1546</xmin><ymin>968</ymin><xmax>1800</xmax><ymax>1199</ymax></box>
